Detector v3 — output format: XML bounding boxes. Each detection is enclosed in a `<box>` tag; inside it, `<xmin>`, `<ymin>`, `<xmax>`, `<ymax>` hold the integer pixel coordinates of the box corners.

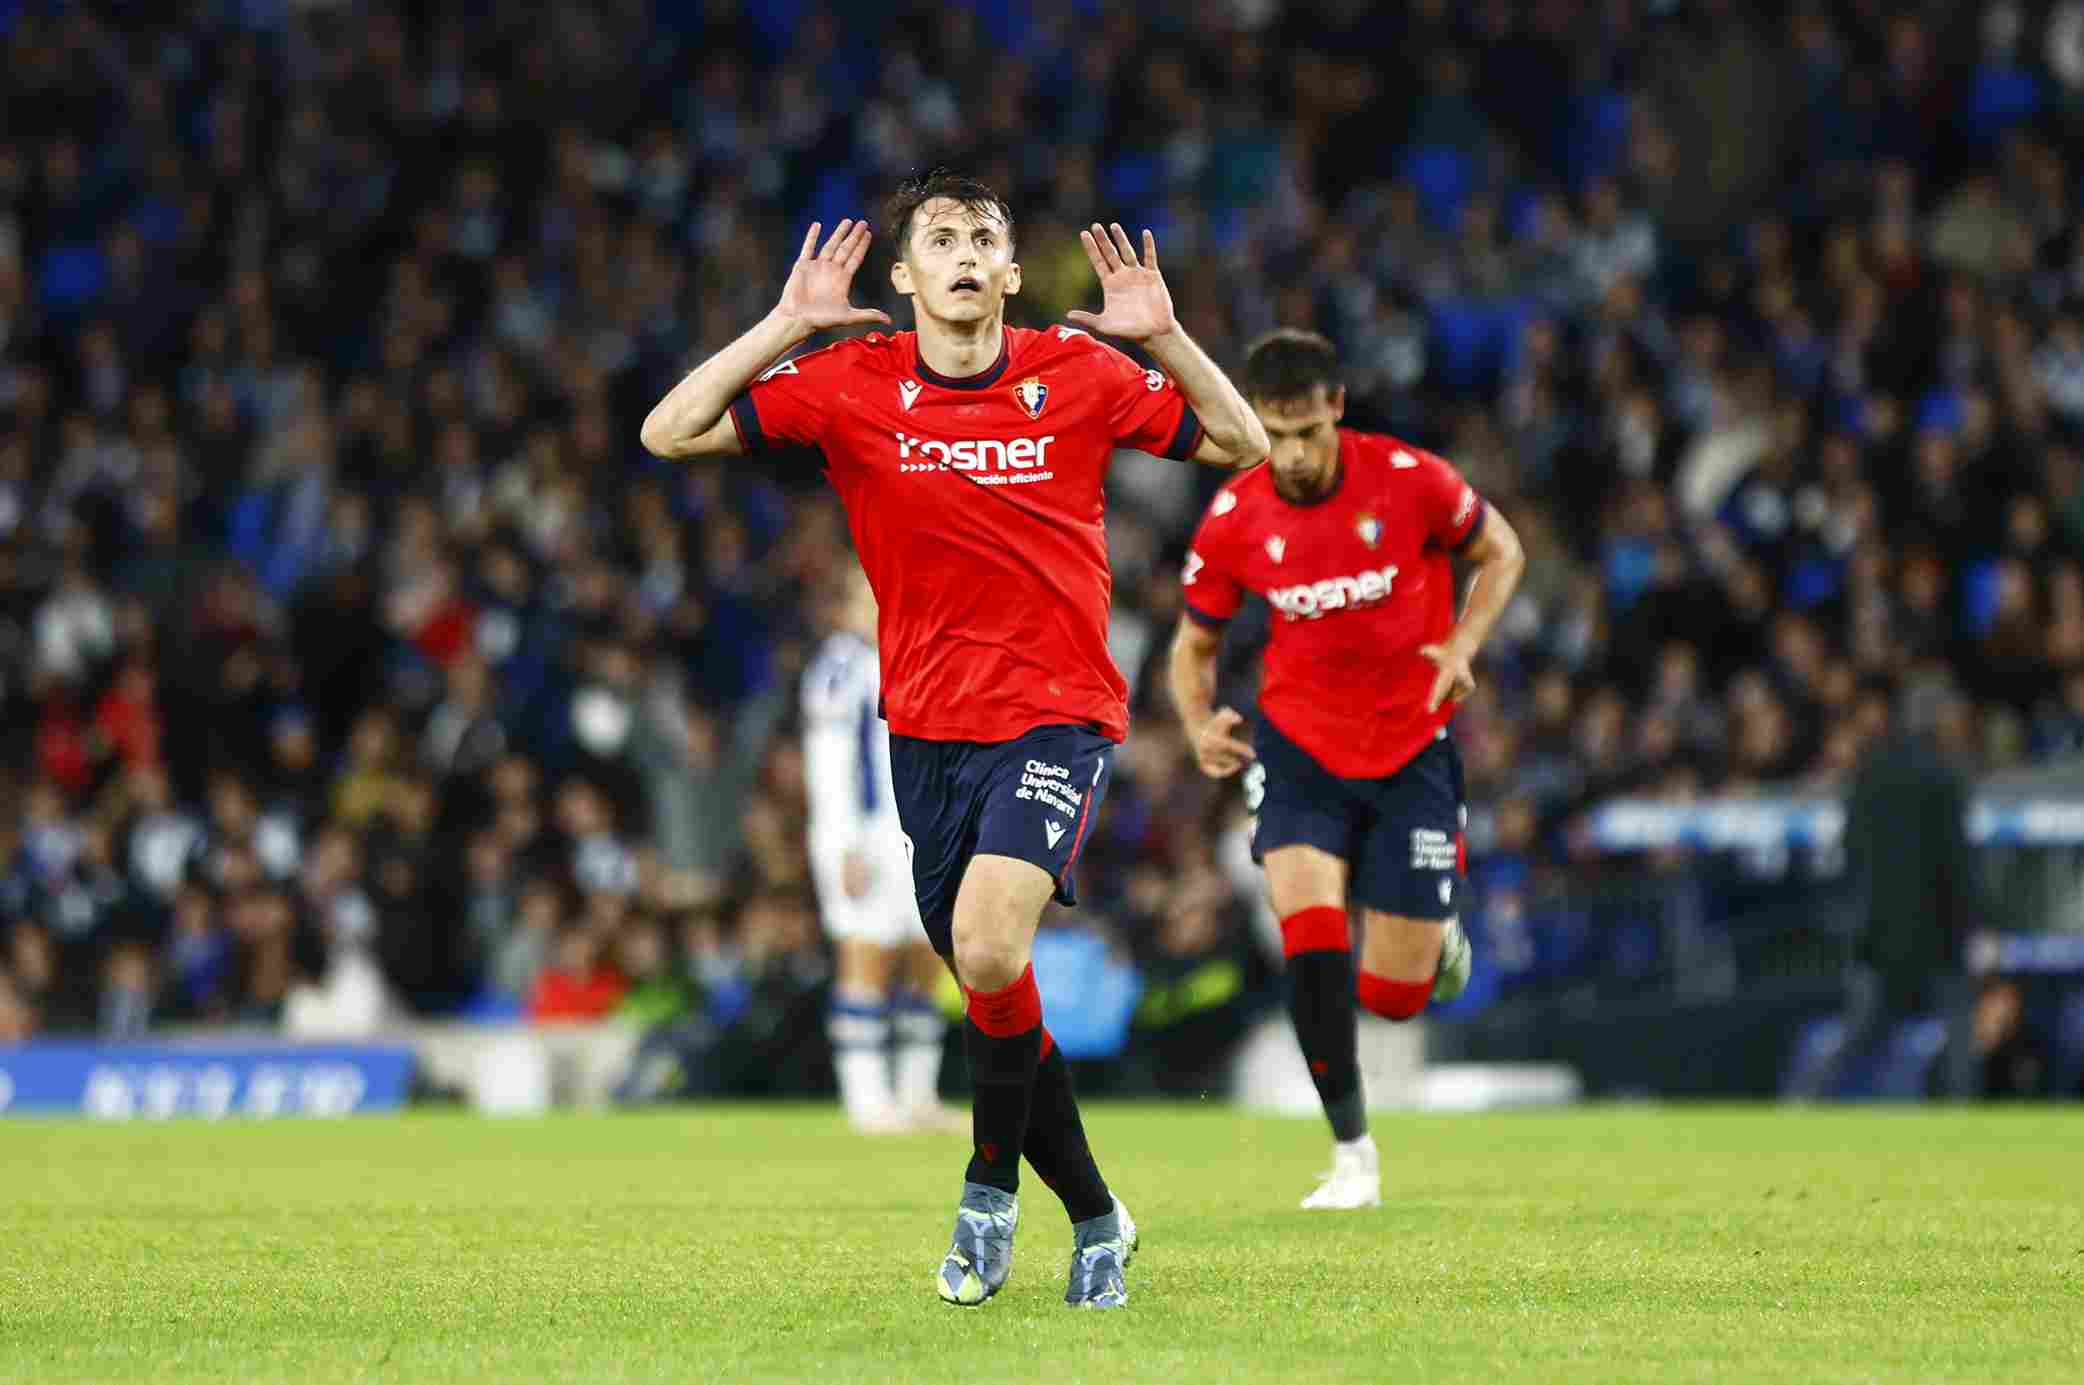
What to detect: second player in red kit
<box><xmin>641</xmin><ymin>170</ymin><xmax>1267</xmax><ymax>1309</ymax></box>
<box><xmin>1169</xmin><ymin>329</ymin><xmax>1524</xmax><ymax>1212</ymax></box>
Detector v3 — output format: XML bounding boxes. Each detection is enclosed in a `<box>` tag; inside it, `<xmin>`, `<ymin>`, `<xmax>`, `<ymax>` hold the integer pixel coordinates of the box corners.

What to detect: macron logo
<box><xmin>1045</xmin><ymin>820</ymin><xmax>1066</xmax><ymax>848</ymax></box>
<box><xmin>895</xmin><ymin>432</ymin><xmax>1056</xmax><ymax>472</ymax></box>
<box><xmin>1392</xmin><ymin>450</ymin><xmax>1419</xmax><ymax>469</ymax></box>
<box><xmin>899</xmin><ymin>381</ymin><xmax>921</xmax><ymax>411</ymax></box>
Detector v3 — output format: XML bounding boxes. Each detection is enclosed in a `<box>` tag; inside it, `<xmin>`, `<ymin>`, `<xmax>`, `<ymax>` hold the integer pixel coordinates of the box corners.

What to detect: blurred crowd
<box><xmin>3</xmin><ymin>1</ymin><xmax>2084</xmax><ymax>1082</ymax></box>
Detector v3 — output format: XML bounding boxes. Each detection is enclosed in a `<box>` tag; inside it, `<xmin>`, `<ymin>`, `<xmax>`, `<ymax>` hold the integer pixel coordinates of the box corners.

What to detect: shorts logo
<box><xmin>1014</xmin><ymin>758</ymin><xmax>1081</xmax><ymax>817</ymax></box>
<box><xmin>1411</xmin><ymin>828</ymin><xmax>1456</xmax><ymax>871</ymax></box>
<box><xmin>1356</xmin><ymin>514</ymin><xmax>1382</xmax><ymax>548</ymax></box>
<box><xmin>1045</xmin><ymin>820</ymin><xmax>1065</xmax><ymax>848</ymax></box>
<box><xmin>1013</xmin><ymin>376</ymin><xmax>1049</xmax><ymax>419</ymax></box>
<box><xmin>1440</xmin><ymin>878</ymin><xmax>1454</xmax><ymax>905</ymax></box>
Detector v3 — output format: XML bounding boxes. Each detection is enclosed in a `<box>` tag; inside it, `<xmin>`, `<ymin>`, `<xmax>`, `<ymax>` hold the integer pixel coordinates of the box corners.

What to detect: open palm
<box><xmin>1067</xmin><ymin>223</ymin><xmax>1178</xmax><ymax>342</ymax></box>
<box><xmin>775</xmin><ymin>220</ymin><xmax>892</xmax><ymax>332</ymax></box>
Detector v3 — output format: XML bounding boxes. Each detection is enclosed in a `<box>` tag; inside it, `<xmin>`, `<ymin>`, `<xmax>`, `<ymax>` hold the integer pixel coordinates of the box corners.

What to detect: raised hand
<box><xmin>1067</xmin><ymin>223</ymin><xmax>1178</xmax><ymax>342</ymax></box>
<box><xmin>774</xmin><ymin>220</ymin><xmax>892</xmax><ymax>332</ymax></box>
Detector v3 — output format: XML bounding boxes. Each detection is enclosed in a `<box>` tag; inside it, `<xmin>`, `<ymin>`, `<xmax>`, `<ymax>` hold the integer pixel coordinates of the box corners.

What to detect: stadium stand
<box><xmin>2</xmin><ymin>1</ymin><xmax>2083</xmax><ymax>1099</ymax></box>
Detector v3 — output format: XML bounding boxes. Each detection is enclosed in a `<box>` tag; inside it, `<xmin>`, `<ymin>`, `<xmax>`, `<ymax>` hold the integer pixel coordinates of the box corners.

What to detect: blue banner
<box><xmin>0</xmin><ymin>1043</ymin><xmax>416</xmax><ymax>1118</ymax></box>
<box><xmin>1588</xmin><ymin>795</ymin><xmax>2084</xmax><ymax>850</ymax></box>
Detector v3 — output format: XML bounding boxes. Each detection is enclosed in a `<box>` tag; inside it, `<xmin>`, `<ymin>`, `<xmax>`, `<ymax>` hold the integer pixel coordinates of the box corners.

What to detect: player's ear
<box><xmin>890</xmin><ymin>257</ymin><xmax>914</xmax><ymax>297</ymax></box>
<box><xmin>1003</xmin><ymin>259</ymin><xmax>1022</xmax><ymax>297</ymax></box>
<box><xmin>1327</xmin><ymin>385</ymin><xmax>1347</xmax><ymax>423</ymax></box>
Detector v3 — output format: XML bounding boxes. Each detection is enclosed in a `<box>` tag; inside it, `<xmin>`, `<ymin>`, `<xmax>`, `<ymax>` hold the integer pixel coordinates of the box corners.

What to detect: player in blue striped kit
<box><xmin>803</xmin><ymin>564</ymin><xmax>960</xmax><ymax>1133</ymax></box>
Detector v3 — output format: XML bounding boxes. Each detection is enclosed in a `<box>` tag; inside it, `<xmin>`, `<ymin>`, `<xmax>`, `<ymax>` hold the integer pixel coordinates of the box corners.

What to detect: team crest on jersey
<box><xmin>1356</xmin><ymin>513</ymin><xmax>1382</xmax><ymax>548</ymax></box>
<box><xmin>1265</xmin><ymin>536</ymin><xmax>1286</xmax><ymax>563</ymax></box>
<box><xmin>1012</xmin><ymin>376</ymin><xmax>1049</xmax><ymax>419</ymax></box>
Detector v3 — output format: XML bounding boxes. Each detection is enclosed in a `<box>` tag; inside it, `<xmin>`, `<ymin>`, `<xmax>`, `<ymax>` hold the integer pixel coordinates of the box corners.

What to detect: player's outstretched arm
<box><xmin>639</xmin><ymin>220</ymin><xmax>891</xmax><ymax>459</ymax></box>
<box><xmin>1420</xmin><ymin>505</ymin><xmax>1527</xmax><ymax>712</ymax></box>
<box><xmin>1169</xmin><ymin>615</ymin><xmax>1255</xmax><ymax>778</ymax></box>
<box><xmin>1070</xmin><ymin>223</ymin><xmax>1269</xmax><ymax>469</ymax></box>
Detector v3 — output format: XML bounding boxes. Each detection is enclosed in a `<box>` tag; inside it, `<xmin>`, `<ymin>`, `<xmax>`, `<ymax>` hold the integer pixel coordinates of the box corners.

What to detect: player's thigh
<box><xmin>1261</xmin><ymin>843</ymin><xmax>1350</xmax><ymax>917</ymax></box>
<box><xmin>1350</xmin><ymin>732</ymin><xmax>1465</xmax><ymax>926</ymax></box>
<box><xmin>1249</xmin><ymin>716</ymin><xmax>1361</xmax><ymax>916</ymax></box>
<box><xmin>887</xmin><ymin>734</ymin><xmax>977</xmax><ymax>959</ymax></box>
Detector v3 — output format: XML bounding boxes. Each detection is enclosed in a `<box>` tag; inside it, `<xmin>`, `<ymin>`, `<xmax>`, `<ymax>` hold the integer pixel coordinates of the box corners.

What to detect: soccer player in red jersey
<box><xmin>640</xmin><ymin>171</ymin><xmax>1268</xmax><ymax>1307</ymax></box>
<box><xmin>1168</xmin><ymin>329</ymin><xmax>1525</xmax><ymax>1210</ymax></box>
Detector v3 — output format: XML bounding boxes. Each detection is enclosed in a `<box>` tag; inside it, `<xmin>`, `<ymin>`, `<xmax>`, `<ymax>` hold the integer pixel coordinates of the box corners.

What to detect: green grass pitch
<box><xmin>2</xmin><ymin>1104</ymin><xmax>2080</xmax><ymax>1383</ymax></box>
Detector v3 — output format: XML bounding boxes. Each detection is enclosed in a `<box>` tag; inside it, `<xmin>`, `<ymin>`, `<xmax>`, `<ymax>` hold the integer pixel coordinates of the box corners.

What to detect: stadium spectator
<box><xmin>0</xmin><ymin>1</ymin><xmax>2077</xmax><ymax>1101</ymax></box>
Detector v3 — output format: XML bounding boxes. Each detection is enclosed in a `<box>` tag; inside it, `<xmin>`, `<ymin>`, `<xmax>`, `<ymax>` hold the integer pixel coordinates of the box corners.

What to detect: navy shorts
<box><xmin>1247</xmin><ymin>717</ymin><xmax>1466</xmax><ymax>920</ymax></box>
<box><xmin>888</xmin><ymin>724</ymin><xmax>1115</xmax><ymax>958</ymax></box>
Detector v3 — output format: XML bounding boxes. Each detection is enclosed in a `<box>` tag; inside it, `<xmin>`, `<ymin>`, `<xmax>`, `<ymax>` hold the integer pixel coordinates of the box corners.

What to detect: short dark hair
<box><xmin>1243</xmin><ymin>328</ymin><xmax>1343</xmax><ymax>403</ymax></box>
<box><xmin>885</xmin><ymin>167</ymin><xmax>1015</xmax><ymax>258</ymax></box>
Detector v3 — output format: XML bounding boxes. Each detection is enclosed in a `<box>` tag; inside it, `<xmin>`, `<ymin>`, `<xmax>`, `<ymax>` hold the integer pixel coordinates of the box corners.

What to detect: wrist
<box><xmin>1142</xmin><ymin>324</ymin><xmax>1186</xmax><ymax>354</ymax></box>
<box><xmin>764</xmin><ymin>306</ymin><xmax>819</xmax><ymax>345</ymax></box>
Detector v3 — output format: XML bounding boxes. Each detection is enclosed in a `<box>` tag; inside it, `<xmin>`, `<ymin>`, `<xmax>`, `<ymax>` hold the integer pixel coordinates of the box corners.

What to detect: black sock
<box><xmin>1022</xmin><ymin>1036</ymin><xmax>1112</xmax><ymax>1223</ymax></box>
<box><xmin>963</xmin><ymin>1017</ymin><xmax>1042</xmax><ymax>1193</ymax></box>
<box><xmin>1288</xmin><ymin>949</ymin><xmax>1367</xmax><ymax>1142</ymax></box>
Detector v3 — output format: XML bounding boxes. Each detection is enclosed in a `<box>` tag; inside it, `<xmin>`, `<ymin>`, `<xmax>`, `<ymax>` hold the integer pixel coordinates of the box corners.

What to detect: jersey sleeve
<box><xmin>727</xmin><ymin>338</ymin><xmax>863</xmax><ymax>453</ymax></box>
<box><xmin>1413</xmin><ymin>448</ymin><xmax>1487</xmax><ymax>552</ymax></box>
<box><xmin>1180</xmin><ymin>492</ymin><xmax>1246</xmax><ymax>626</ymax></box>
<box><xmin>1078</xmin><ymin>333</ymin><xmax>1204</xmax><ymax>461</ymax></box>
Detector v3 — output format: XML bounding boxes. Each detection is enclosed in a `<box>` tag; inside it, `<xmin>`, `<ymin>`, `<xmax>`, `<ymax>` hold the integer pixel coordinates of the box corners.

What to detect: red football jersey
<box><xmin>1182</xmin><ymin>429</ymin><xmax>1486</xmax><ymax>778</ymax></box>
<box><xmin>730</xmin><ymin>326</ymin><xmax>1203</xmax><ymax>744</ymax></box>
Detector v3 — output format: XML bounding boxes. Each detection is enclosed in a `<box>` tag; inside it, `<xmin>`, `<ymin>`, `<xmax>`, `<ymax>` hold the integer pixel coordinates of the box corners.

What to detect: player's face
<box><xmin>891</xmin><ymin>198</ymin><xmax>1020</xmax><ymax>325</ymax></box>
<box><xmin>1254</xmin><ymin>386</ymin><xmax>1345</xmax><ymax>501</ymax></box>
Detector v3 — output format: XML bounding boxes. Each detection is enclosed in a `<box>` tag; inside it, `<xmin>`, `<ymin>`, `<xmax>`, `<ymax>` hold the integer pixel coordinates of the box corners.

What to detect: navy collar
<box><xmin>915</xmin><ymin>331</ymin><xmax>1011</xmax><ymax>390</ymax></box>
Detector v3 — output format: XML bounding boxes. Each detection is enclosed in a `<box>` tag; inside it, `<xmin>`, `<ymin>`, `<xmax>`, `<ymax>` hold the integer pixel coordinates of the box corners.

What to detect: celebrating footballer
<box><xmin>641</xmin><ymin>170</ymin><xmax>1267</xmax><ymax>1309</ymax></box>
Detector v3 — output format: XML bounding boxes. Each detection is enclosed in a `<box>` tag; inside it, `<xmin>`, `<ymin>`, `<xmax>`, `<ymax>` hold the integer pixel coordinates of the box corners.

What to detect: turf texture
<box><xmin>1</xmin><ymin>1105</ymin><xmax>2079</xmax><ymax>1383</ymax></box>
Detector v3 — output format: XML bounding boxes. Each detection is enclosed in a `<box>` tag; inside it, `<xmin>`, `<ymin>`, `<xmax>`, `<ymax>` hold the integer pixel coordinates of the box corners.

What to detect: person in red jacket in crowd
<box><xmin>526</xmin><ymin>926</ymin><xmax>628</xmax><ymax>1023</ymax></box>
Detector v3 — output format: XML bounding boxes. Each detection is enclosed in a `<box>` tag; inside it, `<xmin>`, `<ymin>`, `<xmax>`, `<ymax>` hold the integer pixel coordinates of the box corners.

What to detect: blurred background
<box><xmin>3</xmin><ymin>0</ymin><xmax>2084</xmax><ymax>1116</ymax></box>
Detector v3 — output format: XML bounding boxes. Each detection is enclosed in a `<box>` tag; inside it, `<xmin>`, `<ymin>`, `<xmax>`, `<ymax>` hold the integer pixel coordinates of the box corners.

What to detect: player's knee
<box><xmin>1359</xmin><ymin>913</ymin><xmax>1446</xmax><ymax>981</ymax></box>
<box><xmin>951</xmin><ymin>920</ymin><xmax>1025</xmax><ymax>992</ymax></box>
<box><xmin>1355</xmin><ymin>970</ymin><xmax>1431</xmax><ymax>1022</ymax></box>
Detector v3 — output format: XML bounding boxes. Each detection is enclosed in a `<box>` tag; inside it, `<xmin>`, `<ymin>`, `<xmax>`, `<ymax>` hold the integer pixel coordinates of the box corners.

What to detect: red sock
<box><xmin>965</xmin><ymin>964</ymin><xmax>1044</xmax><ymax>1036</ymax></box>
<box><xmin>1356</xmin><ymin>970</ymin><xmax>1431</xmax><ymax>1021</ymax></box>
<box><xmin>1279</xmin><ymin>905</ymin><xmax>1349</xmax><ymax>958</ymax></box>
